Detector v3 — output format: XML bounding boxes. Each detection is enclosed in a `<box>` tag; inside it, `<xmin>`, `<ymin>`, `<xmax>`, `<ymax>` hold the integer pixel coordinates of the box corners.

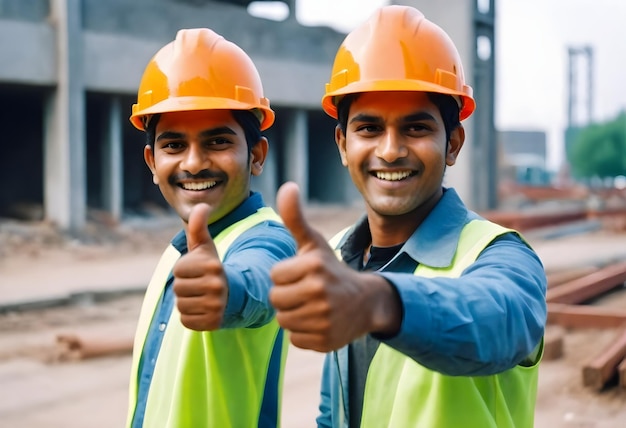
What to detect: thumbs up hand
<box><xmin>173</xmin><ymin>203</ymin><xmax>228</xmax><ymax>331</ymax></box>
<box><xmin>270</xmin><ymin>182</ymin><xmax>401</xmax><ymax>352</ymax></box>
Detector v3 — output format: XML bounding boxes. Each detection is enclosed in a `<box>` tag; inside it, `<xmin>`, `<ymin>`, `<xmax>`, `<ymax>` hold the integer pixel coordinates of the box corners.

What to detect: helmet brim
<box><xmin>130</xmin><ymin>96</ymin><xmax>275</xmax><ymax>131</ymax></box>
<box><xmin>322</xmin><ymin>80</ymin><xmax>475</xmax><ymax>121</ymax></box>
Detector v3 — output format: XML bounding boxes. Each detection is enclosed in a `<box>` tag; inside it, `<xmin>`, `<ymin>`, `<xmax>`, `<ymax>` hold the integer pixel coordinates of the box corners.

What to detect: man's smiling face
<box><xmin>144</xmin><ymin>109</ymin><xmax>262</xmax><ymax>225</ymax></box>
<box><xmin>336</xmin><ymin>91</ymin><xmax>463</xmax><ymax>222</ymax></box>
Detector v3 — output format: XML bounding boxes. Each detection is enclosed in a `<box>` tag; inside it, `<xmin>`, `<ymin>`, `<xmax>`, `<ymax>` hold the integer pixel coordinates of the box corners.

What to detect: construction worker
<box><xmin>125</xmin><ymin>28</ymin><xmax>296</xmax><ymax>427</ymax></box>
<box><xmin>269</xmin><ymin>5</ymin><xmax>547</xmax><ymax>428</ymax></box>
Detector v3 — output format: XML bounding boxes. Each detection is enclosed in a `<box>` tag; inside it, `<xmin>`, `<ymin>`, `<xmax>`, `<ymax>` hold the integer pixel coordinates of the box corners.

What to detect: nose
<box><xmin>374</xmin><ymin>130</ymin><xmax>408</xmax><ymax>163</ymax></box>
<box><xmin>180</xmin><ymin>143</ymin><xmax>207</xmax><ymax>174</ymax></box>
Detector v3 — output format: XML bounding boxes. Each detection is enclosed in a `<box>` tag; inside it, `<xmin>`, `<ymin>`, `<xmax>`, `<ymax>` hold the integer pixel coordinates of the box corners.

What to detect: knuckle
<box><xmin>180</xmin><ymin>316</ymin><xmax>197</xmax><ymax>331</ymax></box>
<box><xmin>315</xmin><ymin>337</ymin><xmax>333</xmax><ymax>353</ymax></box>
<box><xmin>308</xmin><ymin>278</ymin><xmax>328</xmax><ymax>297</ymax></box>
<box><xmin>309</xmin><ymin>255</ymin><xmax>326</xmax><ymax>272</ymax></box>
<box><xmin>204</xmin><ymin>259</ymin><xmax>224</xmax><ymax>274</ymax></box>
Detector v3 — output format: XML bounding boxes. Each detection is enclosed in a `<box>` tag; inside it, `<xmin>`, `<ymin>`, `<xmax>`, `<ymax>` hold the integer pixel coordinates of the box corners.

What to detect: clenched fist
<box><xmin>173</xmin><ymin>203</ymin><xmax>228</xmax><ymax>331</ymax></box>
<box><xmin>269</xmin><ymin>182</ymin><xmax>401</xmax><ymax>352</ymax></box>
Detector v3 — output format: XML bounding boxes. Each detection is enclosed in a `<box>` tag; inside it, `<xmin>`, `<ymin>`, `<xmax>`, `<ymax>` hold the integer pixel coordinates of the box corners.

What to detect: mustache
<box><xmin>168</xmin><ymin>170</ymin><xmax>225</xmax><ymax>185</ymax></box>
<box><xmin>370</xmin><ymin>160</ymin><xmax>413</xmax><ymax>169</ymax></box>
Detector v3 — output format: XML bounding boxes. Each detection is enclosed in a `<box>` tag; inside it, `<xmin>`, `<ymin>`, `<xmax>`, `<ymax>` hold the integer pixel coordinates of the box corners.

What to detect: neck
<box><xmin>367</xmin><ymin>190</ymin><xmax>442</xmax><ymax>247</ymax></box>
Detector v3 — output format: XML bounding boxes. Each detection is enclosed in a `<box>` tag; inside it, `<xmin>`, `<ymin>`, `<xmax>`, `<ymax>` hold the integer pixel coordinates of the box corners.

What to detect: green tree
<box><xmin>569</xmin><ymin>111</ymin><xmax>626</xmax><ymax>179</ymax></box>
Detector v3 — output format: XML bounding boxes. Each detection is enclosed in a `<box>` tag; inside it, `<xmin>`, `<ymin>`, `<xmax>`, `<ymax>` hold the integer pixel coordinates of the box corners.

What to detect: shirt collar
<box><xmin>342</xmin><ymin>188</ymin><xmax>475</xmax><ymax>269</ymax></box>
<box><xmin>402</xmin><ymin>187</ymin><xmax>474</xmax><ymax>268</ymax></box>
<box><xmin>171</xmin><ymin>191</ymin><xmax>266</xmax><ymax>254</ymax></box>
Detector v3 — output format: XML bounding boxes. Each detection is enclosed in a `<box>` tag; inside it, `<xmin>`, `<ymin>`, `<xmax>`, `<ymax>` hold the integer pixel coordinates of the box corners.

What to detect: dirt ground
<box><xmin>1</xmin><ymin>204</ymin><xmax>626</xmax><ymax>427</ymax></box>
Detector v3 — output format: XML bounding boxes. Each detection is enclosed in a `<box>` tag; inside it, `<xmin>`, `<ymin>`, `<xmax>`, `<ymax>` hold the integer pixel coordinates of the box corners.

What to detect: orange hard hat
<box><xmin>130</xmin><ymin>28</ymin><xmax>274</xmax><ymax>131</ymax></box>
<box><xmin>321</xmin><ymin>5</ymin><xmax>476</xmax><ymax>121</ymax></box>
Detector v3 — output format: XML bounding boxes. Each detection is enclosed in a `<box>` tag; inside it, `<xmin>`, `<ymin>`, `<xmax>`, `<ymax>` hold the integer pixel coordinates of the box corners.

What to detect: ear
<box><xmin>446</xmin><ymin>125</ymin><xmax>465</xmax><ymax>166</ymax></box>
<box><xmin>335</xmin><ymin>126</ymin><xmax>348</xmax><ymax>167</ymax></box>
<box><xmin>143</xmin><ymin>145</ymin><xmax>159</xmax><ymax>185</ymax></box>
<box><xmin>250</xmin><ymin>137</ymin><xmax>269</xmax><ymax>176</ymax></box>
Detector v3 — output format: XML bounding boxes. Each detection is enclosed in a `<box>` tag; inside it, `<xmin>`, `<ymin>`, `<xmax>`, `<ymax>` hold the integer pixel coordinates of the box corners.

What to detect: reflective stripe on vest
<box><xmin>126</xmin><ymin>207</ymin><xmax>288</xmax><ymax>428</ymax></box>
<box><xmin>332</xmin><ymin>219</ymin><xmax>541</xmax><ymax>428</ymax></box>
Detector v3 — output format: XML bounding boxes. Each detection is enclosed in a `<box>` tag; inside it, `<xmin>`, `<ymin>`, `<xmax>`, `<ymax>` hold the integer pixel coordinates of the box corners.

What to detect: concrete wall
<box><xmin>0</xmin><ymin>0</ymin><xmax>349</xmax><ymax>231</ymax></box>
<box><xmin>0</xmin><ymin>0</ymin><xmax>491</xmax><ymax>230</ymax></box>
<box><xmin>0</xmin><ymin>0</ymin><xmax>344</xmax><ymax>107</ymax></box>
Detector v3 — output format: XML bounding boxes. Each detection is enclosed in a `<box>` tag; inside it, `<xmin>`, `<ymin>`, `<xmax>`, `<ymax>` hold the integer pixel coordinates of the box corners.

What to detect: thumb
<box><xmin>276</xmin><ymin>182</ymin><xmax>324</xmax><ymax>250</ymax></box>
<box><xmin>186</xmin><ymin>203</ymin><xmax>212</xmax><ymax>251</ymax></box>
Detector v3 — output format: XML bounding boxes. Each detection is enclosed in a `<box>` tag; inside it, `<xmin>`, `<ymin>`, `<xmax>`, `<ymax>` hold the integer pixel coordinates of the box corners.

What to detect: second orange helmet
<box><xmin>321</xmin><ymin>6</ymin><xmax>476</xmax><ymax>121</ymax></box>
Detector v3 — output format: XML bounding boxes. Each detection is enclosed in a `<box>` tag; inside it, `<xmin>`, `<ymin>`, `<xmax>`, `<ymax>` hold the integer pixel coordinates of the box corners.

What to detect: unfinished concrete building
<box><xmin>0</xmin><ymin>0</ymin><xmax>497</xmax><ymax>232</ymax></box>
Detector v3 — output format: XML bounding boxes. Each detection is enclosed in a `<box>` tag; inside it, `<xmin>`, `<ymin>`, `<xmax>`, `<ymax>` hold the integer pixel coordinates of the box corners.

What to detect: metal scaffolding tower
<box><xmin>567</xmin><ymin>46</ymin><xmax>594</xmax><ymax>127</ymax></box>
<box><xmin>565</xmin><ymin>46</ymin><xmax>594</xmax><ymax>166</ymax></box>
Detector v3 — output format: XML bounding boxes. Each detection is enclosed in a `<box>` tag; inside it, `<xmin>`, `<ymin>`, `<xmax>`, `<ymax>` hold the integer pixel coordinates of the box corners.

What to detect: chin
<box><xmin>368</xmin><ymin>195</ymin><xmax>407</xmax><ymax>212</ymax></box>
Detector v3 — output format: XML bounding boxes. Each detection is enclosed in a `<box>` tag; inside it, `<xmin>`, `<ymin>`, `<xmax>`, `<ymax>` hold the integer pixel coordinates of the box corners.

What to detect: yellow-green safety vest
<box><xmin>332</xmin><ymin>219</ymin><xmax>543</xmax><ymax>428</ymax></box>
<box><xmin>126</xmin><ymin>207</ymin><xmax>288</xmax><ymax>428</ymax></box>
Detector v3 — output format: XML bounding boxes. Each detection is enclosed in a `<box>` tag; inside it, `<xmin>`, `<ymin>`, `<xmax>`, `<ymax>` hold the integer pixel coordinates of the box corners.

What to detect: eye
<box><xmin>404</xmin><ymin>123</ymin><xmax>431</xmax><ymax>135</ymax></box>
<box><xmin>210</xmin><ymin>137</ymin><xmax>232</xmax><ymax>145</ymax></box>
<box><xmin>160</xmin><ymin>141</ymin><xmax>185</xmax><ymax>152</ymax></box>
<box><xmin>354</xmin><ymin>124</ymin><xmax>382</xmax><ymax>135</ymax></box>
<box><xmin>408</xmin><ymin>123</ymin><xmax>428</xmax><ymax>131</ymax></box>
<box><xmin>205</xmin><ymin>137</ymin><xmax>234</xmax><ymax>149</ymax></box>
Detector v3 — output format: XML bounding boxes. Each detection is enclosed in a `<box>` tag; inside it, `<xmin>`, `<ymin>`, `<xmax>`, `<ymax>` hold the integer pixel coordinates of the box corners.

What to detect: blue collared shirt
<box><xmin>318</xmin><ymin>187</ymin><xmax>547</xmax><ymax>428</ymax></box>
<box><xmin>376</xmin><ymin>189</ymin><xmax>546</xmax><ymax>375</ymax></box>
<box><xmin>132</xmin><ymin>192</ymin><xmax>296</xmax><ymax>427</ymax></box>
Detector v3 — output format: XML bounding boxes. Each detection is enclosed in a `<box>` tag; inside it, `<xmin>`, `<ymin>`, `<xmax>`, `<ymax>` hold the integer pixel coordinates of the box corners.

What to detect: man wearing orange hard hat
<box><xmin>125</xmin><ymin>28</ymin><xmax>296</xmax><ymax>428</ymax></box>
<box><xmin>269</xmin><ymin>5</ymin><xmax>547</xmax><ymax>427</ymax></box>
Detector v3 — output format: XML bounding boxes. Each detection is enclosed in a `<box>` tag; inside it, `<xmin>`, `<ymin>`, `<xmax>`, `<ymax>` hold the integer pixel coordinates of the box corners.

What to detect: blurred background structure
<box><xmin>0</xmin><ymin>0</ymin><xmax>496</xmax><ymax>232</ymax></box>
<box><xmin>1</xmin><ymin>0</ymin><xmax>625</xmax><ymax>233</ymax></box>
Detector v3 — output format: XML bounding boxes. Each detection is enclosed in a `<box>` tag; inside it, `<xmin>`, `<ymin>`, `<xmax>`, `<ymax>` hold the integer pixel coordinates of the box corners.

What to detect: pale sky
<box><xmin>496</xmin><ymin>0</ymin><xmax>626</xmax><ymax>170</ymax></box>
<box><xmin>251</xmin><ymin>0</ymin><xmax>626</xmax><ymax>171</ymax></box>
<box><xmin>295</xmin><ymin>0</ymin><xmax>389</xmax><ymax>32</ymax></box>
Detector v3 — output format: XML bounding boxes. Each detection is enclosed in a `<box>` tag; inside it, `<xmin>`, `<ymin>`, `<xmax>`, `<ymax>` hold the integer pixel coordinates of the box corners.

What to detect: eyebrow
<box><xmin>156</xmin><ymin>126</ymin><xmax>237</xmax><ymax>142</ymax></box>
<box><xmin>349</xmin><ymin>111</ymin><xmax>437</xmax><ymax>125</ymax></box>
<box><xmin>402</xmin><ymin>112</ymin><xmax>437</xmax><ymax>123</ymax></box>
<box><xmin>199</xmin><ymin>127</ymin><xmax>237</xmax><ymax>139</ymax></box>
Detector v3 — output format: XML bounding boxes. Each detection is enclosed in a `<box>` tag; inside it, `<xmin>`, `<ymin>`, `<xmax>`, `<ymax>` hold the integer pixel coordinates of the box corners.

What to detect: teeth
<box><xmin>181</xmin><ymin>181</ymin><xmax>217</xmax><ymax>190</ymax></box>
<box><xmin>375</xmin><ymin>171</ymin><xmax>412</xmax><ymax>181</ymax></box>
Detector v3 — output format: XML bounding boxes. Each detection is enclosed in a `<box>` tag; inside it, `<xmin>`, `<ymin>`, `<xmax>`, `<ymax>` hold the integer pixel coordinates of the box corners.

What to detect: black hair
<box><xmin>231</xmin><ymin>109</ymin><xmax>263</xmax><ymax>151</ymax></box>
<box><xmin>144</xmin><ymin>114</ymin><xmax>161</xmax><ymax>148</ymax></box>
<box><xmin>426</xmin><ymin>93</ymin><xmax>461</xmax><ymax>142</ymax></box>
<box><xmin>336</xmin><ymin>92</ymin><xmax>461</xmax><ymax>142</ymax></box>
<box><xmin>143</xmin><ymin>110</ymin><xmax>263</xmax><ymax>152</ymax></box>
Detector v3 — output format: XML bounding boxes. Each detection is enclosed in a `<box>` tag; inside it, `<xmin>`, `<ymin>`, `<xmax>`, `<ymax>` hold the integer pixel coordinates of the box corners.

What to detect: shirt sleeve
<box><xmin>376</xmin><ymin>233</ymin><xmax>547</xmax><ymax>376</ymax></box>
<box><xmin>220</xmin><ymin>221</ymin><xmax>296</xmax><ymax>328</ymax></box>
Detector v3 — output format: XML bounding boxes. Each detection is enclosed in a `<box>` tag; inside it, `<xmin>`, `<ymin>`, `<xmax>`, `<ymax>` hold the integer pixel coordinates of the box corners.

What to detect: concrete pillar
<box><xmin>283</xmin><ymin>109</ymin><xmax>309</xmax><ymax>201</ymax></box>
<box><xmin>44</xmin><ymin>0</ymin><xmax>86</xmax><ymax>232</ymax></box>
<box><xmin>391</xmin><ymin>0</ymin><xmax>490</xmax><ymax>209</ymax></box>
<box><xmin>102</xmin><ymin>96</ymin><xmax>123</xmax><ymax>222</ymax></box>
<box><xmin>472</xmin><ymin>11</ymin><xmax>498</xmax><ymax>211</ymax></box>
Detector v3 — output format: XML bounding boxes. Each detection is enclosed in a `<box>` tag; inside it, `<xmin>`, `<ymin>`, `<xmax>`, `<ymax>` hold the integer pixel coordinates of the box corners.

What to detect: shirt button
<box><xmin>159</xmin><ymin>323</ymin><xmax>166</xmax><ymax>332</ymax></box>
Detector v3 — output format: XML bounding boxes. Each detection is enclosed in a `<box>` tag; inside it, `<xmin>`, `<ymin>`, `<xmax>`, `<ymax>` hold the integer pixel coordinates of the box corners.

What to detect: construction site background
<box><xmin>1</xmin><ymin>186</ymin><xmax>626</xmax><ymax>427</ymax></box>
